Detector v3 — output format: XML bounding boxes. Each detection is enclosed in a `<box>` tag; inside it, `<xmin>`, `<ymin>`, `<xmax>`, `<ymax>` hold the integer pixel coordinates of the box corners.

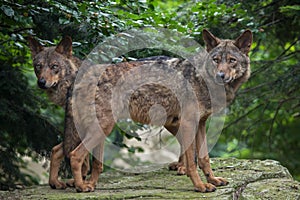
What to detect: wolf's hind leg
<box><xmin>165</xmin><ymin>126</ymin><xmax>186</xmax><ymax>175</ymax></box>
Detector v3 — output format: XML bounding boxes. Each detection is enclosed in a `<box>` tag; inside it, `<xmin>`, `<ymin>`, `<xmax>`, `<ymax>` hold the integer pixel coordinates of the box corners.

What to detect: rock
<box><xmin>0</xmin><ymin>158</ymin><xmax>299</xmax><ymax>200</ymax></box>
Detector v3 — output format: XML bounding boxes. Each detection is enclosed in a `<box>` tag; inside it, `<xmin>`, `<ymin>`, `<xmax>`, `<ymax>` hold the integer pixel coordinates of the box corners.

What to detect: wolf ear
<box><xmin>234</xmin><ymin>30</ymin><xmax>253</xmax><ymax>55</ymax></box>
<box><xmin>28</xmin><ymin>36</ymin><xmax>44</xmax><ymax>57</ymax></box>
<box><xmin>55</xmin><ymin>36</ymin><xmax>73</xmax><ymax>58</ymax></box>
<box><xmin>202</xmin><ymin>29</ymin><xmax>221</xmax><ymax>52</ymax></box>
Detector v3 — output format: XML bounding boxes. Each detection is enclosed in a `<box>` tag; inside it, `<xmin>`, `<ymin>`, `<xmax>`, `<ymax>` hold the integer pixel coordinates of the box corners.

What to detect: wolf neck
<box><xmin>47</xmin><ymin>56</ymin><xmax>81</xmax><ymax>107</ymax></box>
<box><xmin>225</xmin><ymin>68</ymin><xmax>250</xmax><ymax>105</ymax></box>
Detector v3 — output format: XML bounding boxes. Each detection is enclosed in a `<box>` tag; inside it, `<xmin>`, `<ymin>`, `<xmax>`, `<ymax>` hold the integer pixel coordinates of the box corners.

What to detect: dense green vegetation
<box><xmin>0</xmin><ymin>0</ymin><xmax>299</xmax><ymax>189</ymax></box>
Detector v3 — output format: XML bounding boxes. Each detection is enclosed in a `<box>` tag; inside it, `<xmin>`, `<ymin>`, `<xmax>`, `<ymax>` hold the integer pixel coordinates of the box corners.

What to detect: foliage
<box><xmin>0</xmin><ymin>32</ymin><xmax>61</xmax><ymax>189</ymax></box>
<box><xmin>210</xmin><ymin>0</ymin><xmax>300</xmax><ymax>181</ymax></box>
<box><xmin>0</xmin><ymin>0</ymin><xmax>299</xmax><ymax>189</ymax></box>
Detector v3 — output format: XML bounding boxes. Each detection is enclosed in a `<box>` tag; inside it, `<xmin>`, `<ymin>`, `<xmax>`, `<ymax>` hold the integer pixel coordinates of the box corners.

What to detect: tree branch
<box><xmin>223</xmin><ymin>103</ymin><xmax>264</xmax><ymax>131</ymax></box>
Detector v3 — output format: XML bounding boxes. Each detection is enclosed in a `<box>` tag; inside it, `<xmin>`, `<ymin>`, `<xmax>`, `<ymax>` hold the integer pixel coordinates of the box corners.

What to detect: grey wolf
<box><xmin>28</xmin><ymin>36</ymin><xmax>89</xmax><ymax>189</ymax></box>
<box><xmin>29</xmin><ymin>29</ymin><xmax>252</xmax><ymax>193</ymax></box>
<box><xmin>64</xmin><ymin>29</ymin><xmax>252</xmax><ymax>193</ymax></box>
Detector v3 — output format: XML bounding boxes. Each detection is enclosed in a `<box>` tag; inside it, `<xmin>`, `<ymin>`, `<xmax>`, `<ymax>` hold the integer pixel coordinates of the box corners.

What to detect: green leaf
<box><xmin>1</xmin><ymin>5</ymin><xmax>14</xmax><ymax>17</ymax></box>
<box><xmin>280</xmin><ymin>5</ymin><xmax>300</xmax><ymax>13</ymax></box>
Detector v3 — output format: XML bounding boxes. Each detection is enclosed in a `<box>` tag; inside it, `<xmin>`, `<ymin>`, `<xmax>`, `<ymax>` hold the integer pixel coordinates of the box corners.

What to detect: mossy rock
<box><xmin>1</xmin><ymin>158</ymin><xmax>299</xmax><ymax>200</ymax></box>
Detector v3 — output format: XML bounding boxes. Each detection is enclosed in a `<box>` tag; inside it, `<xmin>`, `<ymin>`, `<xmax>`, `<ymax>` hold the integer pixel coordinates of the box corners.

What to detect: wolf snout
<box><xmin>215</xmin><ymin>71</ymin><xmax>225</xmax><ymax>84</ymax></box>
<box><xmin>38</xmin><ymin>78</ymin><xmax>47</xmax><ymax>89</ymax></box>
<box><xmin>216</xmin><ymin>72</ymin><xmax>225</xmax><ymax>79</ymax></box>
<box><xmin>215</xmin><ymin>71</ymin><xmax>233</xmax><ymax>84</ymax></box>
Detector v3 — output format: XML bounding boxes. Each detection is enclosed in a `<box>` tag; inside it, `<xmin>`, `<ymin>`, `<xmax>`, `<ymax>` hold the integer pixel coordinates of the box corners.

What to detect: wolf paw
<box><xmin>194</xmin><ymin>183</ymin><xmax>216</xmax><ymax>193</ymax></box>
<box><xmin>49</xmin><ymin>180</ymin><xmax>67</xmax><ymax>190</ymax></box>
<box><xmin>66</xmin><ymin>179</ymin><xmax>75</xmax><ymax>187</ymax></box>
<box><xmin>84</xmin><ymin>179</ymin><xmax>97</xmax><ymax>187</ymax></box>
<box><xmin>168</xmin><ymin>162</ymin><xmax>186</xmax><ymax>175</ymax></box>
<box><xmin>207</xmin><ymin>177</ymin><xmax>229</xmax><ymax>186</ymax></box>
<box><xmin>168</xmin><ymin>162</ymin><xmax>179</xmax><ymax>171</ymax></box>
<box><xmin>177</xmin><ymin>166</ymin><xmax>186</xmax><ymax>175</ymax></box>
<box><xmin>66</xmin><ymin>175</ymin><xmax>88</xmax><ymax>187</ymax></box>
<box><xmin>75</xmin><ymin>183</ymin><xmax>95</xmax><ymax>193</ymax></box>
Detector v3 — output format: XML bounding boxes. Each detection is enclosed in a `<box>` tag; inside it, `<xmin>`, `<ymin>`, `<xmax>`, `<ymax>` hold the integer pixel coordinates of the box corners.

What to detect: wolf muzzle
<box><xmin>38</xmin><ymin>78</ymin><xmax>58</xmax><ymax>89</ymax></box>
<box><xmin>215</xmin><ymin>71</ymin><xmax>232</xmax><ymax>85</ymax></box>
<box><xmin>215</xmin><ymin>71</ymin><xmax>225</xmax><ymax>84</ymax></box>
<box><xmin>37</xmin><ymin>78</ymin><xmax>47</xmax><ymax>89</ymax></box>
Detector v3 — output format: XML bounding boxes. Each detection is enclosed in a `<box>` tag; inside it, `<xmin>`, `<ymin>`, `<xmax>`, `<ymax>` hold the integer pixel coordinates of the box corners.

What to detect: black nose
<box><xmin>38</xmin><ymin>78</ymin><xmax>47</xmax><ymax>89</ymax></box>
<box><xmin>216</xmin><ymin>72</ymin><xmax>225</xmax><ymax>79</ymax></box>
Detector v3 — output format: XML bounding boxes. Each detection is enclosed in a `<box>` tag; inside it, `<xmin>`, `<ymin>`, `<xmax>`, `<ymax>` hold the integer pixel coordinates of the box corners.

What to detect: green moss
<box><xmin>1</xmin><ymin>158</ymin><xmax>299</xmax><ymax>200</ymax></box>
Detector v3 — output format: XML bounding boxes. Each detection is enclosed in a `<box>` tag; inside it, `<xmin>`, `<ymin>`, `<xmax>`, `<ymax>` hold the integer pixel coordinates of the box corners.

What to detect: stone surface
<box><xmin>0</xmin><ymin>158</ymin><xmax>299</xmax><ymax>200</ymax></box>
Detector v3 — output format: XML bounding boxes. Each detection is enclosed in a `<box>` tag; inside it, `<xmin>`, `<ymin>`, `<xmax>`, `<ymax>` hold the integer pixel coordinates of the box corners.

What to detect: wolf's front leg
<box><xmin>70</xmin><ymin>143</ymin><xmax>96</xmax><ymax>192</ymax></box>
<box><xmin>49</xmin><ymin>142</ymin><xmax>67</xmax><ymax>189</ymax></box>
<box><xmin>165</xmin><ymin>126</ymin><xmax>186</xmax><ymax>175</ymax></box>
<box><xmin>196</xmin><ymin>120</ymin><xmax>229</xmax><ymax>187</ymax></box>
<box><xmin>66</xmin><ymin>155</ymin><xmax>90</xmax><ymax>187</ymax></box>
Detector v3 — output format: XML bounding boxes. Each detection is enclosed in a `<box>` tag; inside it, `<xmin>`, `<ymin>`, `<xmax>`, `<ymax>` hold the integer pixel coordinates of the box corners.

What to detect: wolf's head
<box><xmin>203</xmin><ymin>29</ymin><xmax>252</xmax><ymax>85</ymax></box>
<box><xmin>28</xmin><ymin>36</ymin><xmax>77</xmax><ymax>89</ymax></box>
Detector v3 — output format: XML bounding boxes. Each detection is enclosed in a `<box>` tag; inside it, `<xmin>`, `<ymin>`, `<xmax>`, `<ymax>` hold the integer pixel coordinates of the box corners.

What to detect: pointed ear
<box><xmin>234</xmin><ymin>30</ymin><xmax>253</xmax><ymax>55</ymax></box>
<box><xmin>202</xmin><ymin>29</ymin><xmax>221</xmax><ymax>52</ymax></box>
<box><xmin>55</xmin><ymin>36</ymin><xmax>73</xmax><ymax>58</ymax></box>
<box><xmin>28</xmin><ymin>36</ymin><xmax>44</xmax><ymax>57</ymax></box>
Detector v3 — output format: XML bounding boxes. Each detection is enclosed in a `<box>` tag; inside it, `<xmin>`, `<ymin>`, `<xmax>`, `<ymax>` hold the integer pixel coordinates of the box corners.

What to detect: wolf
<box><xmin>28</xmin><ymin>36</ymin><xmax>90</xmax><ymax>189</ymax></box>
<box><xmin>62</xmin><ymin>29</ymin><xmax>252</xmax><ymax>193</ymax></box>
<box><xmin>29</xmin><ymin>29</ymin><xmax>252</xmax><ymax>193</ymax></box>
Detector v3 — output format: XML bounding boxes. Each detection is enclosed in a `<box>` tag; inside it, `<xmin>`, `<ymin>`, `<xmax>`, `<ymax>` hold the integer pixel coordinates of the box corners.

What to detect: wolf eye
<box><xmin>229</xmin><ymin>58</ymin><xmax>237</xmax><ymax>63</ymax></box>
<box><xmin>35</xmin><ymin>64</ymin><xmax>42</xmax><ymax>71</ymax></box>
<box><xmin>212</xmin><ymin>58</ymin><xmax>219</xmax><ymax>63</ymax></box>
<box><xmin>51</xmin><ymin>64</ymin><xmax>58</xmax><ymax>70</ymax></box>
